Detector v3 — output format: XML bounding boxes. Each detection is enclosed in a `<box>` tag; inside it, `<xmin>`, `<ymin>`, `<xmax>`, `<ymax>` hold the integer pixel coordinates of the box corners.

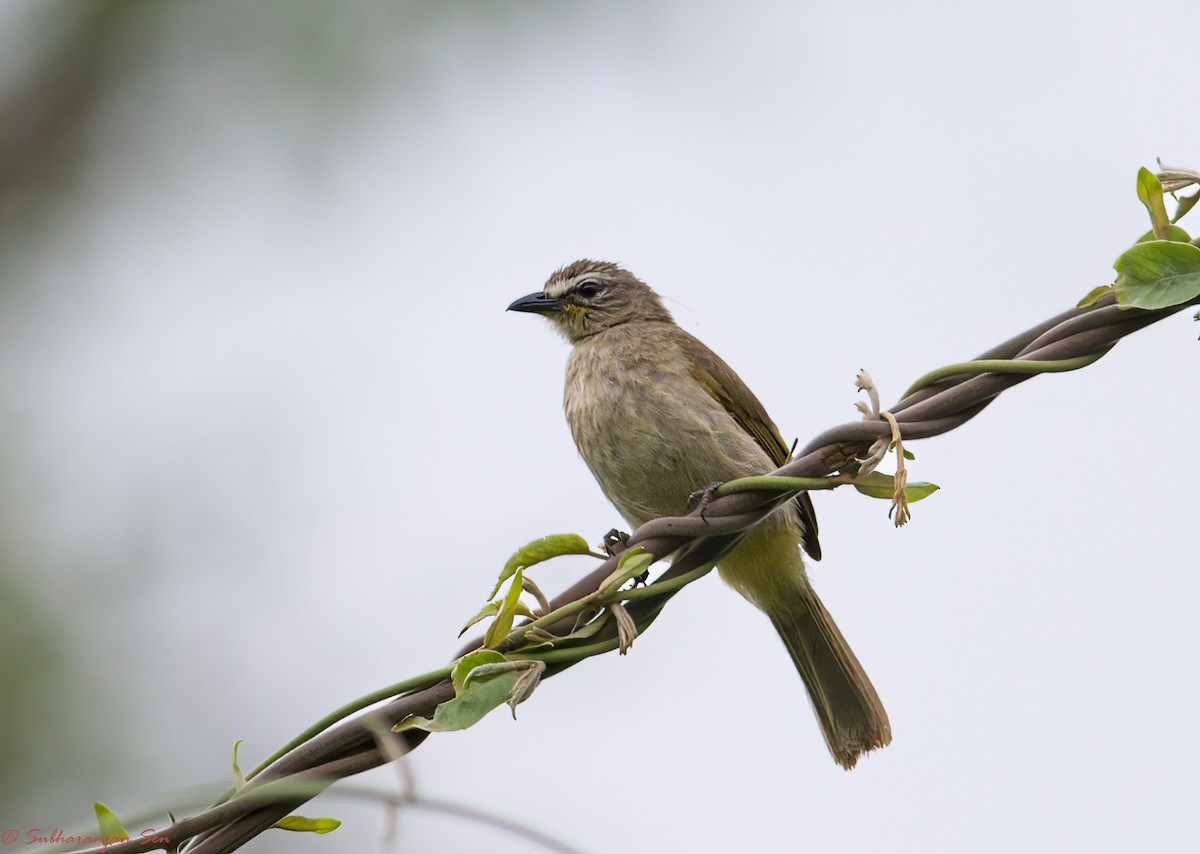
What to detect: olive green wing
<box><xmin>682</xmin><ymin>332</ymin><xmax>822</xmax><ymax>561</ymax></box>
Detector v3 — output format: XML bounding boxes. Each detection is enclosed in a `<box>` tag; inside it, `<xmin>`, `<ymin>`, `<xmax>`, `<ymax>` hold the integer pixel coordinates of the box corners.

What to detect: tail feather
<box><xmin>769</xmin><ymin>586</ymin><xmax>892</xmax><ymax>769</ymax></box>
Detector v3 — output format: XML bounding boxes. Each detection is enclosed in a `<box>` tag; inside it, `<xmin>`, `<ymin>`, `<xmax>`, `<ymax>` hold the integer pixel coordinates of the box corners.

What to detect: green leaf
<box><xmin>618</xmin><ymin>547</ymin><xmax>653</xmax><ymax>573</ymax></box>
<box><xmin>1077</xmin><ymin>285</ymin><xmax>1114</xmax><ymax>308</ymax></box>
<box><xmin>451</xmin><ymin>650</ymin><xmax>507</xmax><ymax>692</ymax></box>
<box><xmin>852</xmin><ymin>472</ymin><xmax>897</xmax><ymax>499</ymax></box>
<box><xmin>904</xmin><ymin>481</ymin><xmax>940</xmax><ymax>502</ymax></box>
<box><xmin>600</xmin><ymin>546</ymin><xmax>655</xmax><ymax>594</ymax></box>
<box><xmin>94</xmin><ymin>803</ymin><xmax>130</xmax><ymax>845</ymax></box>
<box><xmin>1137</xmin><ymin>166</ymin><xmax>1171</xmax><ymax>240</ymax></box>
<box><xmin>460</xmin><ymin>659</ymin><xmax>546</xmax><ymax>716</ymax></box>
<box><xmin>463</xmin><ymin>589</ymin><xmax>536</xmax><ymax>639</ymax></box>
<box><xmin>396</xmin><ymin>650</ymin><xmax>521</xmax><ymax>732</ymax></box>
<box><xmin>484</xmin><ymin>567</ymin><xmax>524</xmax><ymax>648</ymax></box>
<box><xmin>490</xmin><ymin>533</ymin><xmax>594</xmax><ymax>598</ymax></box>
<box><xmin>459</xmin><ymin>600</ymin><xmax>500</xmax><ymax>636</ymax></box>
<box><xmin>1173</xmin><ymin>190</ymin><xmax>1200</xmax><ymax>224</ymax></box>
<box><xmin>273</xmin><ymin>815</ymin><xmax>341</xmax><ymax>834</ymax></box>
<box><xmin>513</xmin><ymin>601</ymin><xmax>536</xmax><ymax>619</ymax></box>
<box><xmin>853</xmin><ymin>471</ymin><xmax>939</xmax><ymax>502</ymax></box>
<box><xmin>231</xmin><ymin>739</ymin><xmax>246</xmax><ymax>789</ymax></box>
<box><xmin>1113</xmin><ymin>240</ymin><xmax>1200</xmax><ymax>310</ymax></box>
<box><xmin>1134</xmin><ymin>224</ymin><xmax>1192</xmax><ymax>243</ymax></box>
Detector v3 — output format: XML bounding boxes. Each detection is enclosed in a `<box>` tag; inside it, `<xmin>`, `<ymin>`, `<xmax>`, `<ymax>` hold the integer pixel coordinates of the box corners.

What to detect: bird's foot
<box><xmin>602</xmin><ymin>528</ymin><xmax>631</xmax><ymax>556</ymax></box>
<box><xmin>601</xmin><ymin>529</ymin><xmax>648</xmax><ymax>585</ymax></box>
<box><xmin>688</xmin><ymin>481</ymin><xmax>724</xmax><ymax>523</ymax></box>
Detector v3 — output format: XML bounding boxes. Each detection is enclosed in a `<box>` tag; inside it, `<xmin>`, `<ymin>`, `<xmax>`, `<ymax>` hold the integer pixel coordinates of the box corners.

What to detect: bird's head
<box><xmin>507</xmin><ymin>260</ymin><xmax>673</xmax><ymax>342</ymax></box>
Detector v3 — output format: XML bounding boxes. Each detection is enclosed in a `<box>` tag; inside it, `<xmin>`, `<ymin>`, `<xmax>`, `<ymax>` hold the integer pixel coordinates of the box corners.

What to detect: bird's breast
<box><xmin>563</xmin><ymin>331</ymin><xmax>769</xmax><ymax>526</ymax></box>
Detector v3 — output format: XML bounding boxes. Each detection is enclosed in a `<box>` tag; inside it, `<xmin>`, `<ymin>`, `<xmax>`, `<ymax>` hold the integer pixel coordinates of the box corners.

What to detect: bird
<box><xmin>508</xmin><ymin>259</ymin><xmax>890</xmax><ymax>768</ymax></box>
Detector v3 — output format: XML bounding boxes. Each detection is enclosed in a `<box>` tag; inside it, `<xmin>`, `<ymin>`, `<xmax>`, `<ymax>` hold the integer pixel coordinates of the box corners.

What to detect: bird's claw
<box><xmin>601</xmin><ymin>529</ymin><xmax>648</xmax><ymax>585</ymax></box>
<box><xmin>688</xmin><ymin>481</ymin><xmax>723</xmax><ymax>523</ymax></box>
<box><xmin>602</xmin><ymin>528</ymin><xmax>631</xmax><ymax>557</ymax></box>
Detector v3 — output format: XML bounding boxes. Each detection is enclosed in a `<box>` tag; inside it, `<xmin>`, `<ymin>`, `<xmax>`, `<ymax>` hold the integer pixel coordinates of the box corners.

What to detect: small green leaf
<box><xmin>484</xmin><ymin>567</ymin><xmax>524</xmax><ymax>648</ymax></box>
<box><xmin>1173</xmin><ymin>190</ymin><xmax>1200</xmax><ymax>224</ymax></box>
<box><xmin>853</xmin><ymin>471</ymin><xmax>939</xmax><ymax>502</ymax></box>
<box><xmin>231</xmin><ymin>739</ymin><xmax>246</xmax><ymax>789</ymax></box>
<box><xmin>1113</xmin><ymin>240</ymin><xmax>1200</xmax><ymax>310</ymax></box>
<box><xmin>1077</xmin><ymin>285</ymin><xmax>1114</xmax><ymax>308</ymax></box>
<box><xmin>459</xmin><ymin>600</ymin><xmax>501</xmax><ymax>636</ymax></box>
<box><xmin>451</xmin><ymin>650</ymin><xmax>507</xmax><ymax>692</ymax></box>
<box><xmin>1134</xmin><ymin>224</ymin><xmax>1192</xmax><ymax>244</ymax></box>
<box><xmin>1137</xmin><ymin>166</ymin><xmax>1171</xmax><ymax>240</ymax></box>
<box><xmin>852</xmin><ymin>472</ymin><xmax>897</xmax><ymax>499</ymax></box>
<box><xmin>618</xmin><ymin>547</ymin><xmax>653</xmax><ymax>574</ymax></box>
<box><xmin>600</xmin><ymin>546</ymin><xmax>655</xmax><ymax>594</ymax></box>
<box><xmin>903</xmin><ymin>481</ymin><xmax>939</xmax><ymax>502</ymax></box>
<box><xmin>397</xmin><ymin>650</ymin><xmax>521</xmax><ymax>732</ymax></box>
<box><xmin>513</xmin><ymin>601</ymin><xmax>536</xmax><ymax>619</ymax></box>
<box><xmin>273</xmin><ymin>815</ymin><xmax>341</xmax><ymax>834</ymax></box>
<box><xmin>94</xmin><ymin>803</ymin><xmax>130</xmax><ymax>845</ymax></box>
<box><xmin>903</xmin><ymin>449</ymin><xmax>916</xmax><ymax>461</ymax></box>
<box><xmin>491</xmin><ymin>533</ymin><xmax>594</xmax><ymax>598</ymax></box>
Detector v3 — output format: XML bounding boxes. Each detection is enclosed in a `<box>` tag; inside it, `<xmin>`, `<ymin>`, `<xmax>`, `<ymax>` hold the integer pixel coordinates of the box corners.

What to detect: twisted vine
<box><xmin>48</xmin><ymin>167</ymin><xmax>1200</xmax><ymax>854</ymax></box>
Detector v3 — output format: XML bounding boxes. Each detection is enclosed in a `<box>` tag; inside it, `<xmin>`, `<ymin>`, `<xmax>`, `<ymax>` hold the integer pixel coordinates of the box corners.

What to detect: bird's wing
<box><xmin>682</xmin><ymin>332</ymin><xmax>822</xmax><ymax>560</ymax></box>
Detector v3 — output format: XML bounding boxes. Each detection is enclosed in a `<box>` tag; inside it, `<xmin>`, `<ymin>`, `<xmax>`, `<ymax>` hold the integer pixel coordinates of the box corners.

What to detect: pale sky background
<box><xmin>1</xmin><ymin>2</ymin><xmax>1197</xmax><ymax>853</ymax></box>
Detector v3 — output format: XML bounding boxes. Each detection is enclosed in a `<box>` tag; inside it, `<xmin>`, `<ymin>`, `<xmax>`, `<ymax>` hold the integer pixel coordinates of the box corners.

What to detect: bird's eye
<box><xmin>577</xmin><ymin>281</ymin><xmax>602</xmax><ymax>299</ymax></box>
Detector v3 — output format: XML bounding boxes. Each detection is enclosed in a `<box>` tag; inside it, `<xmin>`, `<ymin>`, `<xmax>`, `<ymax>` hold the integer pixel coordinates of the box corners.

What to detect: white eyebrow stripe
<box><xmin>544</xmin><ymin>277</ymin><xmax>573</xmax><ymax>298</ymax></box>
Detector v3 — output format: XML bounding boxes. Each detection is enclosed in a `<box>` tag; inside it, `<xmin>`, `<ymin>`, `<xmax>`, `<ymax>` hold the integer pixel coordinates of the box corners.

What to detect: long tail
<box><xmin>768</xmin><ymin>585</ymin><xmax>892</xmax><ymax>769</ymax></box>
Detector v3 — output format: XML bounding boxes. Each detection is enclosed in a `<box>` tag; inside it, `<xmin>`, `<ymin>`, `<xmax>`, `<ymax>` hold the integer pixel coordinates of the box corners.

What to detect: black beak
<box><xmin>506</xmin><ymin>291</ymin><xmax>562</xmax><ymax>315</ymax></box>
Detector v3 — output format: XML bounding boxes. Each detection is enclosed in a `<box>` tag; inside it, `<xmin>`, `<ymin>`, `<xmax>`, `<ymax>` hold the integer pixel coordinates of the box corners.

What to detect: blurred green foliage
<box><xmin>0</xmin><ymin>571</ymin><xmax>69</xmax><ymax>818</ymax></box>
<box><xmin>0</xmin><ymin>0</ymin><xmax>546</xmax><ymax>840</ymax></box>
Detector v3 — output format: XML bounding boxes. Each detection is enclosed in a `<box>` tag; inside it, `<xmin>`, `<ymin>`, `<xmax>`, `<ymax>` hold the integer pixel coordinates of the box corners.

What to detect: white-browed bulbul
<box><xmin>508</xmin><ymin>259</ymin><xmax>890</xmax><ymax>768</ymax></box>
